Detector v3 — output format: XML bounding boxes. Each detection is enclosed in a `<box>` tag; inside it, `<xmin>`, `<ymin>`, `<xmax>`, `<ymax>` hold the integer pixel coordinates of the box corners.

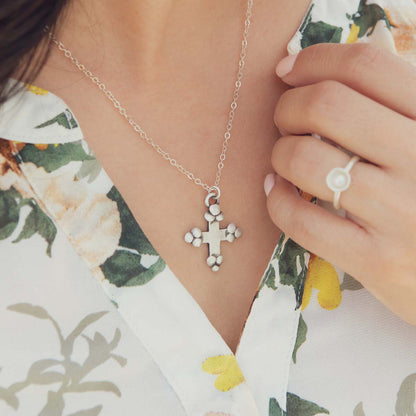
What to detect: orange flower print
<box><xmin>201</xmin><ymin>355</ymin><xmax>245</xmax><ymax>392</ymax></box>
<box><xmin>300</xmin><ymin>190</ymin><xmax>314</xmax><ymax>202</ymax></box>
<box><xmin>385</xmin><ymin>6</ymin><xmax>416</xmax><ymax>59</ymax></box>
<box><xmin>0</xmin><ymin>140</ymin><xmax>22</xmax><ymax>189</ymax></box>
<box><xmin>10</xmin><ymin>140</ymin><xmax>26</xmax><ymax>152</ymax></box>
<box><xmin>301</xmin><ymin>253</ymin><xmax>342</xmax><ymax>311</ymax></box>
<box><xmin>10</xmin><ymin>141</ymin><xmax>58</xmax><ymax>153</ymax></box>
<box><xmin>33</xmin><ymin>143</ymin><xmax>60</xmax><ymax>150</ymax></box>
<box><xmin>17</xmin><ymin>163</ymin><xmax>122</xmax><ymax>268</ymax></box>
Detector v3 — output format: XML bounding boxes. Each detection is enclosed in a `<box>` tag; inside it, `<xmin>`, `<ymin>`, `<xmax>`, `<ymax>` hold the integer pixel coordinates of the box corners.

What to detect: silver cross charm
<box><xmin>184</xmin><ymin>188</ymin><xmax>242</xmax><ymax>272</ymax></box>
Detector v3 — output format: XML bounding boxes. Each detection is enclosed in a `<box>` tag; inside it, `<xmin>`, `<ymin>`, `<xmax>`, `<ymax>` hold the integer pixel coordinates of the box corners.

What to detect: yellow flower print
<box><xmin>346</xmin><ymin>23</ymin><xmax>360</xmax><ymax>43</ymax></box>
<box><xmin>301</xmin><ymin>253</ymin><xmax>342</xmax><ymax>311</ymax></box>
<box><xmin>24</xmin><ymin>83</ymin><xmax>48</xmax><ymax>95</ymax></box>
<box><xmin>34</xmin><ymin>143</ymin><xmax>60</xmax><ymax>149</ymax></box>
<box><xmin>201</xmin><ymin>355</ymin><xmax>245</xmax><ymax>392</ymax></box>
<box><xmin>10</xmin><ymin>141</ymin><xmax>58</xmax><ymax>152</ymax></box>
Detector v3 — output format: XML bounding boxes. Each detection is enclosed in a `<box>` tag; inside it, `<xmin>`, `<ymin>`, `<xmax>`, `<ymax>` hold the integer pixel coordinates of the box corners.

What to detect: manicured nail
<box><xmin>276</xmin><ymin>53</ymin><xmax>298</xmax><ymax>77</ymax></box>
<box><xmin>264</xmin><ymin>173</ymin><xmax>276</xmax><ymax>197</ymax></box>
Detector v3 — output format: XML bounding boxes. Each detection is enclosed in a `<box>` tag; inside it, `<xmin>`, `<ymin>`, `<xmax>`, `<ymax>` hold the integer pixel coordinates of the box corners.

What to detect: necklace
<box><xmin>44</xmin><ymin>0</ymin><xmax>253</xmax><ymax>272</ymax></box>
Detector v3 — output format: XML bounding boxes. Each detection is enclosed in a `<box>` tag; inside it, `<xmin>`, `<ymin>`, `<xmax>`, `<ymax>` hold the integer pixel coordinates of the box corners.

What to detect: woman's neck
<box><xmin>53</xmin><ymin>0</ymin><xmax>247</xmax><ymax>85</ymax></box>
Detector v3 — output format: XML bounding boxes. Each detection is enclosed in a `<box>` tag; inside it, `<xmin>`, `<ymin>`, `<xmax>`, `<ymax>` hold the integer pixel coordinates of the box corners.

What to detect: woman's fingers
<box><xmin>271</xmin><ymin>134</ymin><xmax>392</xmax><ymax>230</ymax></box>
<box><xmin>276</xmin><ymin>42</ymin><xmax>416</xmax><ymax>121</ymax></box>
<box><xmin>273</xmin><ymin>79</ymin><xmax>416</xmax><ymax>174</ymax></box>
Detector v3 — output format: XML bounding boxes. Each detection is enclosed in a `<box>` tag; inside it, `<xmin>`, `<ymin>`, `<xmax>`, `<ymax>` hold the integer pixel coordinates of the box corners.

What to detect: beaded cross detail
<box><xmin>184</xmin><ymin>191</ymin><xmax>242</xmax><ymax>272</ymax></box>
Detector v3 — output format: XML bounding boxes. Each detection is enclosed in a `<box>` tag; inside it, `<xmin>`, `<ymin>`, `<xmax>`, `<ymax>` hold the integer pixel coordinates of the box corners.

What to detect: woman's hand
<box><xmin>265</xmin><ymin>42</ymin><xmax>416</xmax><ymax>325</ymax></box>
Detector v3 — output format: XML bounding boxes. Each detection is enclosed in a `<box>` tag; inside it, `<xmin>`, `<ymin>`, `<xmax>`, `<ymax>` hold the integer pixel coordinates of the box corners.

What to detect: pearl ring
<box><xmin>326</xmin><ymin>155</ymin><xmax>361</xmax><ymax>210</ymax></box>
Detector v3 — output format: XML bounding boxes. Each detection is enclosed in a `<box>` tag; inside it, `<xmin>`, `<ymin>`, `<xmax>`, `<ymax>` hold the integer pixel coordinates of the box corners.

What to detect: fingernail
<box><xmin>276</xmin><ymin>53</ymin><xmax>298</xmax><ymax>77</ymax></box>
<box><xmin>264</xmin><ymin>173</ymin><xmax>276</xmax><ymax>197</ymax></box>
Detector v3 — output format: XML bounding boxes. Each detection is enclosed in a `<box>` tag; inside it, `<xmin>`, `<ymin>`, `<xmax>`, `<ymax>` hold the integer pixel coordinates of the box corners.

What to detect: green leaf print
<box><xmin>269</xmin><ymin>398</ymin><xmax>286</xmax><ymax>416</ymax></box>
<box><xmin>340</xmin><ymin>272</ymin><xmax>364</xmax><ymax>291</ymax></box>
<box><xmin>298</xmin><ymin>4</ymin><xmax>342</xmax><ymax>49</ymax></box>
<box><xmin>352</xmin><ymin>373</ymin><xmax>416</xmax><ymax>416</ymax></box>
<box><xmin>269</xmin><ymin>394</ymin><xmax>329</xmax><ymax>416</ymax></box>
<box><xmin>62</xmin><ymin>311</ymin><xmax>108</xmax><ymax>357</ymax></box>
<box><xmin>67</xmin><ymin>405</ymin><xmax>103</xmax><ymax>416</ymax></box>
<box><xmin>299</xmin><ymin>2</ymin><xmax>314</xmax><ymax>34</ymax></box>
<box><xmin>7</xmin><ymin>303</ymin><xmax>51</xmax><ymax>320</ymax></box>
<box><xmin>0</xmin><ymin>187</ymin><xmax>57</xmax><ymax>256</ymax></box>
<box><xmin>12</xmin><ymin>201</ymin><xmax>56</xmax><ymax>257</ymax></box>
<box><xmin>101</xmin><ymin>186</ymin><xmax>166</xmax><ymax>286</ymax></box>
<box><xmin>124</xmin><ymin>256</ymin><xmax>166</xmax><ymax>286</ymax></box>
<box><xmin>66</xmin><ymin>381</ymin><xmax>121</xmax><ymax>397</ymax></box>
<box><xmin>39</xmin><ymin>391</ymin><xmax>65</xmax><ymax>416</ymax></box>
<box><xmin>353</xmin><ymin>402</ymin><xmax>366</xmax><ymax>416</ymax></box>
<box><xmin>75</xmin><ymin>158</ymin><xmax>102</xmax><ymax>183</ymax></box>
<box><xmin>287</xmin><ymin>393</ymin><xmax>330</xmax><ymax>415</ymax></box>
<box><xmin>18</xmin><ymin>141</ymin><xmax>94</xmax><ymax>173</ymax></box>
<box><xmin>395</xmin><ymin>373</ymin><xmax>416</xmax><ymax>416</ymax></box>
<box><xmin>1</xmin><ymin>304</ymin><xmax>126</xmax><ymax>415</ymax></box>
<box><xmin>272</xmin><ymin>232</ymin><xmax>287</xmax><ymax>262</ymax></box>
<box><xmin>26</xmin><ymin>359</ymin><xmax>63</xmax><ymax>385</ymax></box>
<box><xmin>0</xmin><ymin>371</ymin><xmax>19</xmax><ymax>409</ymax></box>
<box><xmin>35</xmin><ymin>109</ymin><xmax>78</xmax><ymax>129</ymax></box>
<box><xmin>259</xmin><ymin>263</ymin><xmax>278</xmax><ymax>292</ymax></box>
<box><xmin>106</xmin><ymin>186</ymin><xmax>159</xmax><ymax>256</ymax></box>
<box><xmin>101</xmin><ymin>251</ymin><xmax>166</xmax><ymax>287</ymax></box>
<box><xmin>256</xmin><ymin>233</ymin><xmax>286</xmax><ymax>297</ymax></box>
<box><xmin>349</xmin><ymin>0</ymin><xmax>396</xmax><ymax>38</ymax></box>
<box><xmin>292</xmin><ymin>313</ymin><xmax>308</xmax><ymax>364</ymax></box>
<box><xmin>277</xmin><ymin>236</ymin><xmax>309</xmax><ymax>309</ymax></box>
<box><xmin>101</xmin><ymin>250</ymin><xmax>146</xmax><ymax>287</ymax></box>
<box><xmin>0</xmin><ymin>187</ymin><xmax>20</xmax><ymax>239</ymax></box>
<box><xmin>256</xmin><ymin>232</ymin><xmax>309</xmax><ymax>306</ymax></box>
<box><xmin>301</xmin><ymin>21</ymin><xmax>343</xmax><ymax>48</ymax></box>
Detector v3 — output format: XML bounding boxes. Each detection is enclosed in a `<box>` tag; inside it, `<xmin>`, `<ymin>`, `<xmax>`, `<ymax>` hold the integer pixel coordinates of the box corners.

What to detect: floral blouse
<box><xmin>1</xmin><ymin>0</ymin><xmax>416</xmax><ymax>415</ymax></box>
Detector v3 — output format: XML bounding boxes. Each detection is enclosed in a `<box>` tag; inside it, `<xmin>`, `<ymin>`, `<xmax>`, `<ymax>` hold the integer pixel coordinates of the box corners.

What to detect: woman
<box><xmin>1</xmin><ymin>0</ymin><xmax>416</xmax><ymax>414</ymax></box>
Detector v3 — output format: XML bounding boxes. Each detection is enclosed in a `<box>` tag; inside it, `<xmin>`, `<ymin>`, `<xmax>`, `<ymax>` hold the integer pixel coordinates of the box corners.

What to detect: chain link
<box><xmin>44</xmin><ymin>0</ymin><xmax>253</xmax><ymax>193</ymax></box>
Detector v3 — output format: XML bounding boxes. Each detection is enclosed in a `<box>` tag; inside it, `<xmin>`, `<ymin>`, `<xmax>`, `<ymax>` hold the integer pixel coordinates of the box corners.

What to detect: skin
<box><xmin>267</xmin><ymin>42</ymin><xmax>416</xmax><ymax>327</ymax></box>
<box><xmin>49</xmin><ymin>0</ymin><xmax>256</xmax><ymax>86</ymax></box>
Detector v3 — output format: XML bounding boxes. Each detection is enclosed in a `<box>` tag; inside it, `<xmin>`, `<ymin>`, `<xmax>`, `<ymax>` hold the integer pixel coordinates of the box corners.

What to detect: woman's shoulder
<box><xmin>0</xmin><ymin>78</ymin><xmax>87</xmax><ymax>258</ymax></box>
<box><xmin>0</xmin><ymin>78</ymin><xmax>83</xmax><ymax>145</ymax></box>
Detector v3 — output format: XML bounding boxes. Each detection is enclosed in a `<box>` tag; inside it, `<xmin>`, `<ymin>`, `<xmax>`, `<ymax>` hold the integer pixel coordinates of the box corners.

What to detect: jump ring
<box><xmin>205</xmin><ymin>186</ymin><xmax>221</xmax><ymax>207</ymax></box>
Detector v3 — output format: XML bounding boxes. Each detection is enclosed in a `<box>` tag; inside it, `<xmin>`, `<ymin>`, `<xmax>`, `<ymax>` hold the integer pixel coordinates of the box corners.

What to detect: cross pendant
<box><xmin>184</xmin><ymin>189</ymin><xmax>242</xmax><ymax>272</ymax></box>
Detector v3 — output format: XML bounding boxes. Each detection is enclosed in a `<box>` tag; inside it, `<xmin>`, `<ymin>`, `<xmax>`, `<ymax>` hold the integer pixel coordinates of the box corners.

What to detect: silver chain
<box><xmin>44</xmin><ymin>0</ymin><xmax>253</xmax><ymax>194</ymax></box>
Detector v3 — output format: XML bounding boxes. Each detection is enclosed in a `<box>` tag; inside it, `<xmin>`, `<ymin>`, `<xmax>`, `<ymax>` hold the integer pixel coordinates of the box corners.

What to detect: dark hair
<box><xmin>0</xmin><ymin>0</ymin><xmax>70</xmax><ymax>105</ymax></box>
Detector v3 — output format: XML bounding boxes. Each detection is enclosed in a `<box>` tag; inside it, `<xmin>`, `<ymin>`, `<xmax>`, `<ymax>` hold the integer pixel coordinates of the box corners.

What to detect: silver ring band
<box><xmin>326</xmin><ymin>155</ymin><xmax>361</xmax><ymax>210</ymax></box>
